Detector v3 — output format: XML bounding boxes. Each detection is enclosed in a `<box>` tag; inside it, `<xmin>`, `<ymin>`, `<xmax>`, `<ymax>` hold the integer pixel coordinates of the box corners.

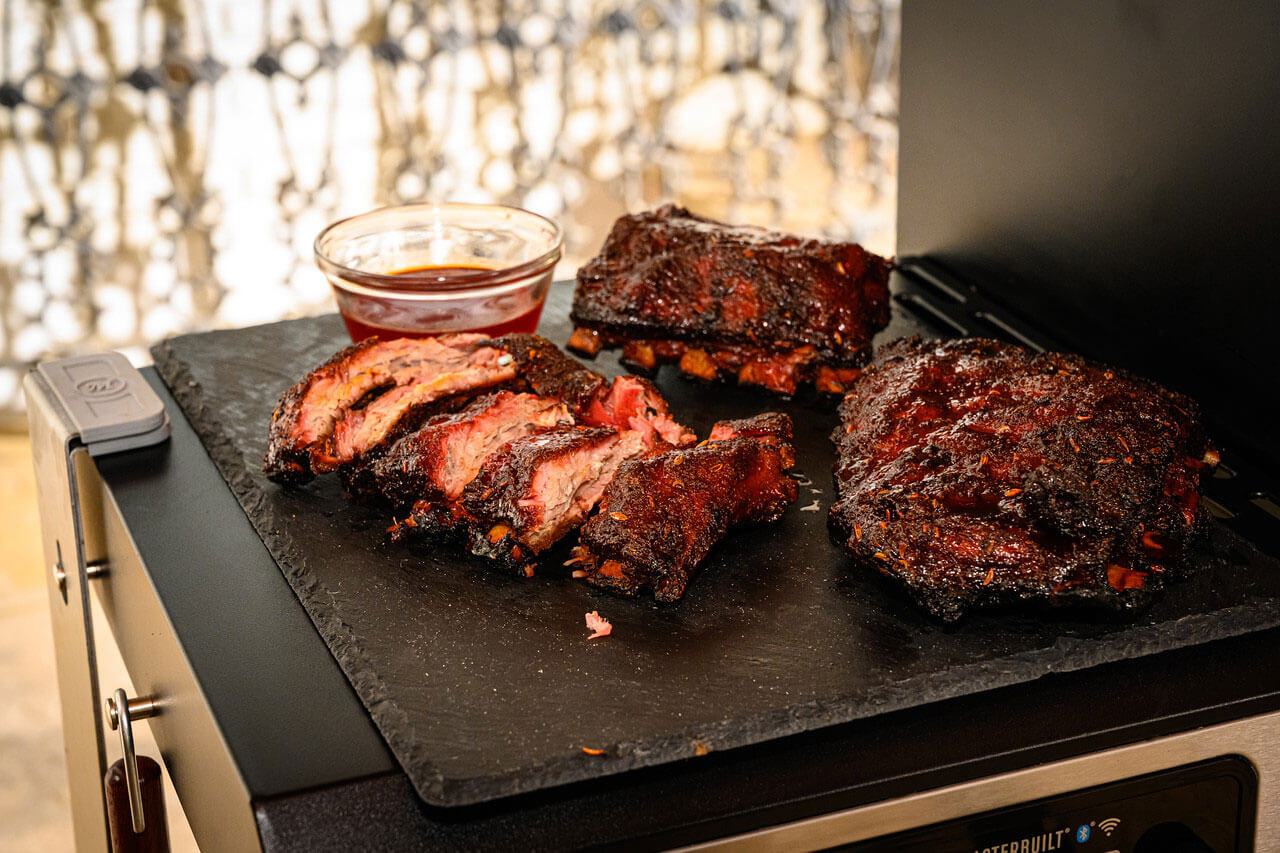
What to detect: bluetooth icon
<box><xmin>1077</xmin><ymin>824</ymin><xmax>1092</xmax><ymax>842</ymax></box>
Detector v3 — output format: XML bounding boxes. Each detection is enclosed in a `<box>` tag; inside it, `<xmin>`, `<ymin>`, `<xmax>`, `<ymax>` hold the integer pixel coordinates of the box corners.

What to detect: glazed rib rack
<box><xmin>265</xmin><ymin>330</ymin><xmax>797</xmax><ymax>595</ymax></box>
<box><xmin>567</xmin><ymin>205</ymin><xmax>892</xmax><ymax>395</ymax></box>
<box><xmin>829</xmin><ymin>335</ymin><xmax>1216</xmax><ymax>622</ymax></box>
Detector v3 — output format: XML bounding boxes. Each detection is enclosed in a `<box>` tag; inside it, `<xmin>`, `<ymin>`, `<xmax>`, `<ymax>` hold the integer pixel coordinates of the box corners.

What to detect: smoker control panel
<box><xmin>844</xmin><ymin>755</ymin><xmax>1256</xmax><ymax>853</ymax></box>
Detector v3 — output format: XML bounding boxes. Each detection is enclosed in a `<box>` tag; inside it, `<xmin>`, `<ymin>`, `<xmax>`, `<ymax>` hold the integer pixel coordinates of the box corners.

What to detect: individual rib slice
<box><xmin>583</xmin><ymin>374</ymin><xmax>696</xmax><ymax>447</ymax></box>
<box><xmin>460</xmin><ymin>426</ymin><xmax>649</xmax><ymax>572</ymax></box>
<box><xmin>568</xmin><ymin>204</ymin><xmax>891</xmax><ymax>393</ymax></box>
<box><xmin>828</xmin><ymin>337</ymin><xmax>1217</xmax><ymax>623</ymax></box>
<box><xmin>264</xmin><ymin>334</ymin><xmax>514</xmax><ymax>483</ymax></box>
<box><xmin>481</xmin><ymin>333</ymin><xmax>606</xmax><ymax>415</ymax></box>
<box><xmin>488</xmin><ymin>333</ymin><xmax>695</xmax><ymax>446</ymax></box>
<box><xmin>338</xmin><ymin>393</ymin><xmax>479</xmax><ymax>500</ymax></box>
<box><xmin>323</xmin><ymin>355</ymin><xmax>530</xmax><ymax>473</ymax></box>
<box><xmin>573</xmin><ymin>414</ymin><xmax>798</xmax><ymax>602</ymax></box>
<box><xmin>373</xmin><ymin>392</ymin><xmax>574</xmax><ymax>509</ymax></box>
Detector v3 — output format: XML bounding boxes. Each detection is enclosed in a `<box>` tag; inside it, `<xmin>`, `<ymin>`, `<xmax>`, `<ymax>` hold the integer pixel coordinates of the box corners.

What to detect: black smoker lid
<box><xmin>896</xmin><ymin>0</ymin><xmax>1280</xmax><ymax>483</ymax></box>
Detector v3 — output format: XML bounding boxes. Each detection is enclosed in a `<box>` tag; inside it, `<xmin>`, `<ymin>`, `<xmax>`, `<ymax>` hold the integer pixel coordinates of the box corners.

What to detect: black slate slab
<box><xmin>151</xmin><ymin>282</ymin><xmax>1280</xmax><ymax>808</ymax></box>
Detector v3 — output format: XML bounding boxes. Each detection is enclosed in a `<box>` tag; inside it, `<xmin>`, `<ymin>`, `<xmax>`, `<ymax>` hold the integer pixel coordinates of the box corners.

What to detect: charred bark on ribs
<box><xmin>485</xmin><ymin>333</ymin><xmax>605</xmax><ymax>415</ymax></box>
<box><xmin>568</xmin><ymin>205</ymin><xmax>892</xmax><ymax>394</ymax></box>
<box><xmin>373</xmin><ymin>391</ymin><xmax>574</xmax><ymax>509</ymax></box>
<box><xmin>459</xmin><ymin>426</ymin><xmax>650</xmax><ymax>573</ymax></box>
<box><xmin>264</xmin><ymin>334</ymin><xmax>515</xmax><ymax>484</ymax></box>
<box><xmin>572</xmin><ymin>413</ymin><xmax>799</xmax><ymax>601</ymax></box>
<box><xmin>264</xmin><ymin>332</ymin><xmax>693</xmax><ymax>486</ymax></box>
<box><xmin>829</xmin><ymin>337</ymin><xmax>1217</xmax><ymax>622</ymax></box>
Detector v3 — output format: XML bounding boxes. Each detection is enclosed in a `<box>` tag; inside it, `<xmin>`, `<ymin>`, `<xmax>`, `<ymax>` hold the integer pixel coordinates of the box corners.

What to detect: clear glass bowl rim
<box><xmin>314</xmin><ymin>202</ymin><xmax>563</xmax><ymax>294</ymax></box>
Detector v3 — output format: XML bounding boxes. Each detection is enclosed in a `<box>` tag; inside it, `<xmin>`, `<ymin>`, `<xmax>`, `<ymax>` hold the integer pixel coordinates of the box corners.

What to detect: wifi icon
<box><xmin>1098</xmin><ymin>817</ymin><xmax>1122</xmax><ymax>836</ymax></box>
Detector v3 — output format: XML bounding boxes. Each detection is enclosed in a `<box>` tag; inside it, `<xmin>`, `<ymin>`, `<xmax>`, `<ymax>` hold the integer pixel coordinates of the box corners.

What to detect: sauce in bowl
<box><xmin>315</xmin><ymin>204</ymin><xmax>562</xmax><ymax>342</ymax></box>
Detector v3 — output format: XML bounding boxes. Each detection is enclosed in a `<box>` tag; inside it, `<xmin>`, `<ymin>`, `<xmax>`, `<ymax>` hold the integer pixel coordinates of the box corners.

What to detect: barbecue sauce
<box><xmin>337</xmin><ymin>264</ymin><xmax>547</xmax><ymax>341</ymax></box>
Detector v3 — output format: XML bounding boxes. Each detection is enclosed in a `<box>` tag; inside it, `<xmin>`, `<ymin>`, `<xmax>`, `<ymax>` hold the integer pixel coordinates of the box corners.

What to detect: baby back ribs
<box><xmin>265</xmin><ymin>332</ymin><xmax>693</xmax><ymax>485</ymax></box>
<box><xmin>459</xmin><ymin>426</ymin><xmax>650</xmax><ymax>573</ymax></box>
<box><xmin>264</xmin><ymin>334</ymin><xmax>515</xmax><ymax>483</ymax></box>
<box><xmin>373</xmin><ymin>392</ymin><xmax>574</xmax><ymax>509</ymax></box>
<box><xmin>573</xmin><ymin>413</ymin><xmax>798</xmax><ymax>601</ymax></box>
<box><xmin>568</xmin><ymin>205</ymin><xmax>892</xmax><ymax>394</ymax></box>
<box><xmin>488</xmin><ymin>333</ymin><xmax>694</xmax><ymax>446</ymax></box>
<box><xmin>829</xmin><ymin>337</ymin><xmax>1218</xmax><ymax>622</ymax></box>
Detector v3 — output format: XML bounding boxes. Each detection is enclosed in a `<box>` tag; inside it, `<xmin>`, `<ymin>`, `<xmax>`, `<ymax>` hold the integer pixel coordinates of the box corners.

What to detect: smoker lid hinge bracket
<box><xmin>35</xmin><ymin>352</ymin><xmax>170</xmax><ymax>456</ymax></box>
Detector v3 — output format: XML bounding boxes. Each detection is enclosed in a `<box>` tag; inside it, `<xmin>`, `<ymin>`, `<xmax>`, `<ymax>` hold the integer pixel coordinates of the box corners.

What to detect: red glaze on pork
<box><xmin>264</xmin><ymin>334</ymin><xmax>514</xmax><ymax>483</ymax></box>
<box><xmin>373</xmin><ymin>392</ymin><xmax>574</xmax><ymax>508</ymax></box>
<box><xmin>829</xmin><ymin>337</ymin><xmax>1217</xmax><ymax>623</ymax></box>
<box><xmin>573</xmin><ymin>414</ymin><xmax>798</xmax><ymax>601</ymax></box>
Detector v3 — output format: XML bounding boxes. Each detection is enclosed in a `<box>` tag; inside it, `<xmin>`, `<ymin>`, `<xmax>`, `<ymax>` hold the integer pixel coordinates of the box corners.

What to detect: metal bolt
<box><xmin>52</xmin><ymin>560</ymin><xmax>67</xmax><ymax>598</ymax></box>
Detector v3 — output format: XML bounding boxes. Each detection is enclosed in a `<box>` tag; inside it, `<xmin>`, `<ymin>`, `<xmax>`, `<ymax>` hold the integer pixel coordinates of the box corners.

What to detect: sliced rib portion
<box><xmin>481</xmin><ymin>333</ymin><xmax>606</xmax><ymax>415</ymax></box>
<box><xmin>373</xmin><ymin>392</ymin><xmax>574</xmax><ymax>508</ymax></box>
<box><xmin>265</xmin><ymin>330</ymin><xmax>695</xmax><ymax>485</ymax></box>
<box><xmin>584</xmin><ymin>374</ymin><xmax>696</xmax><ymax>447</ymax></box>
<box><xmin>568</xmin><ymin>204</ymin><xmax>891</xmax><ymax>393</ymax></box>
<box><xmin>487</xmin><ymin>333</ymin><xmax>695</xmax><ymax>446</ymax></box>
<box><xmin>264</xmin><ymin>334</ymin><xmax>514</xmax><ymax>483</ymax></box>
<box><xmin>573</xmin><ymin>414</ymin><xmax>798</xmax><ymax>602</ymax></box>
<box><xmin>829</xmin><ymin>337</ymin><xmax>1217</xmax><ymax>622</ymax></box>
<box><xmin>708</xmin><ymin>412</ymin><xmax>796</xmax><ymax>466</ymax></box>
<box><xmin>461</xmin><ymin>426</ymin><xmax>648</xmax><ymax>572</ymax></box>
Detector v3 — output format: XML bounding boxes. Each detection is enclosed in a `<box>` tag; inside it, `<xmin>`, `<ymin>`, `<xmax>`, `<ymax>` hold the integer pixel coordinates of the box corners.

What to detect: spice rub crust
<box><xmin>829</xmin><ymin>337</ymin><xmax>1217</xmax><ymax>622</ymax></box>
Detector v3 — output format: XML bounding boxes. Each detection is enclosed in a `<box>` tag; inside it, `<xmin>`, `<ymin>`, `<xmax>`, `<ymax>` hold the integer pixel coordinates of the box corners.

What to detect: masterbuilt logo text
<box><xmin>972</xmin><ymin>827</ymin><xmax>1071</xmax><ymax>853</ymax></box>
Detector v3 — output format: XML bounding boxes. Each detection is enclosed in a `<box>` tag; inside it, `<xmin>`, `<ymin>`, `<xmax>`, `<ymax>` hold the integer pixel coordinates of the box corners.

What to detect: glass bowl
<box><xmin>314</xmin><ymin>203</ymin><xmax>563</xmax><ymax>341</ymax></box>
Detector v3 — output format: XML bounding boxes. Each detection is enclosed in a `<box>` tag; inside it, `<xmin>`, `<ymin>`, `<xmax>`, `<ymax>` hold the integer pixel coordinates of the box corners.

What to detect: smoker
<box><xmin>28</xmin><ymin>2</ymin><xmax>1280</xmax><ymax>850</ymax></box>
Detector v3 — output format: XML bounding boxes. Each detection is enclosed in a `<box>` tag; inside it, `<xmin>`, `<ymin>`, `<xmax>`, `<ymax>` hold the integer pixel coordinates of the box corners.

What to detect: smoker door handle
<box><xmin>105</xmin><ymin>689</ymin><xmax>161</xmax><ymax>833</ymax></box>
<box><xmin>105</xmin><ymin>755</ymin><xmax>169</xmax><ymax>853</ymax></box>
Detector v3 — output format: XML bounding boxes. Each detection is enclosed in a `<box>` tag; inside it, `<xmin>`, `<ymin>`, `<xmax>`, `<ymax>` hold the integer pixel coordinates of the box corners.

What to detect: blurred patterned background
<box><xmin>0</xmin><ymin>0</ymin><xmax>899</xmax><ymax>429</ymax></box>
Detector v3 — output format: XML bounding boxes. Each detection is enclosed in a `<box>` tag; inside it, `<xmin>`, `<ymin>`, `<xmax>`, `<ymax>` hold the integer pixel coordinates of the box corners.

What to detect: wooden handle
<box><xmin>105</xmin><ymin>756</ymin><xmax>170</xmax><ymax>853</ymax></box>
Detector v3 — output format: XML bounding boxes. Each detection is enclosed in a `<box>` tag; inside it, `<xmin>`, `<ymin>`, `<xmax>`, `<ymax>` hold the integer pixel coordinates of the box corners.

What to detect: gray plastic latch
<box><xmin>36</xmin><ymin>353</ymin><xmax>170</xmax><ymax>456</ymax></box>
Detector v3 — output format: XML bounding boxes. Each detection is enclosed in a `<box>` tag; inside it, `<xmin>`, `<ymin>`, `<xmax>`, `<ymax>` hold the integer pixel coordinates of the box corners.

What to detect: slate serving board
<box><xmin>152</xmin><ymin>282</ymin><xmax>1280</xmax><ymax>808</ymax></box>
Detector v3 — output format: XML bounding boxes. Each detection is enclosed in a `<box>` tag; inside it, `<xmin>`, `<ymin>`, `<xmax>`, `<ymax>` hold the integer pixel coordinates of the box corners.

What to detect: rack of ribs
<box><xmin>571</xmin><ymin>413</ymin><xmax>798</xmax><ymax>601</ymax></box>
<box><xmin>828</xmin><ymin>337</ymin><xmax>1218</xmax><ymax>622</ymax></box>
<box><xmin>265</xmin><ymin>332</ymin><xmax>692</xmax><ymax>486</ymax></box>
<box><xmin>266</xmin><ymin>332</ymin><xmax>703</xmax><ymax>577</ymax></box>
<box><xmin>264</xmin><ymin>334</ymin><xmax>516</xmax><ymax>484</ymax></box>
<box><xmin>567</xmin><ymin>205</ymin><xmax>892</xmax><ymax>395</ymax></box>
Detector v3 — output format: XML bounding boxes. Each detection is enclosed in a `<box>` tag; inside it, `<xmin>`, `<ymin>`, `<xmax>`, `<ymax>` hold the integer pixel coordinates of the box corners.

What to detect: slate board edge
<box><xmin>150</xmin><ymin>318</ymin><xmax>1280</xmax><ymax>808</ymax></box>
